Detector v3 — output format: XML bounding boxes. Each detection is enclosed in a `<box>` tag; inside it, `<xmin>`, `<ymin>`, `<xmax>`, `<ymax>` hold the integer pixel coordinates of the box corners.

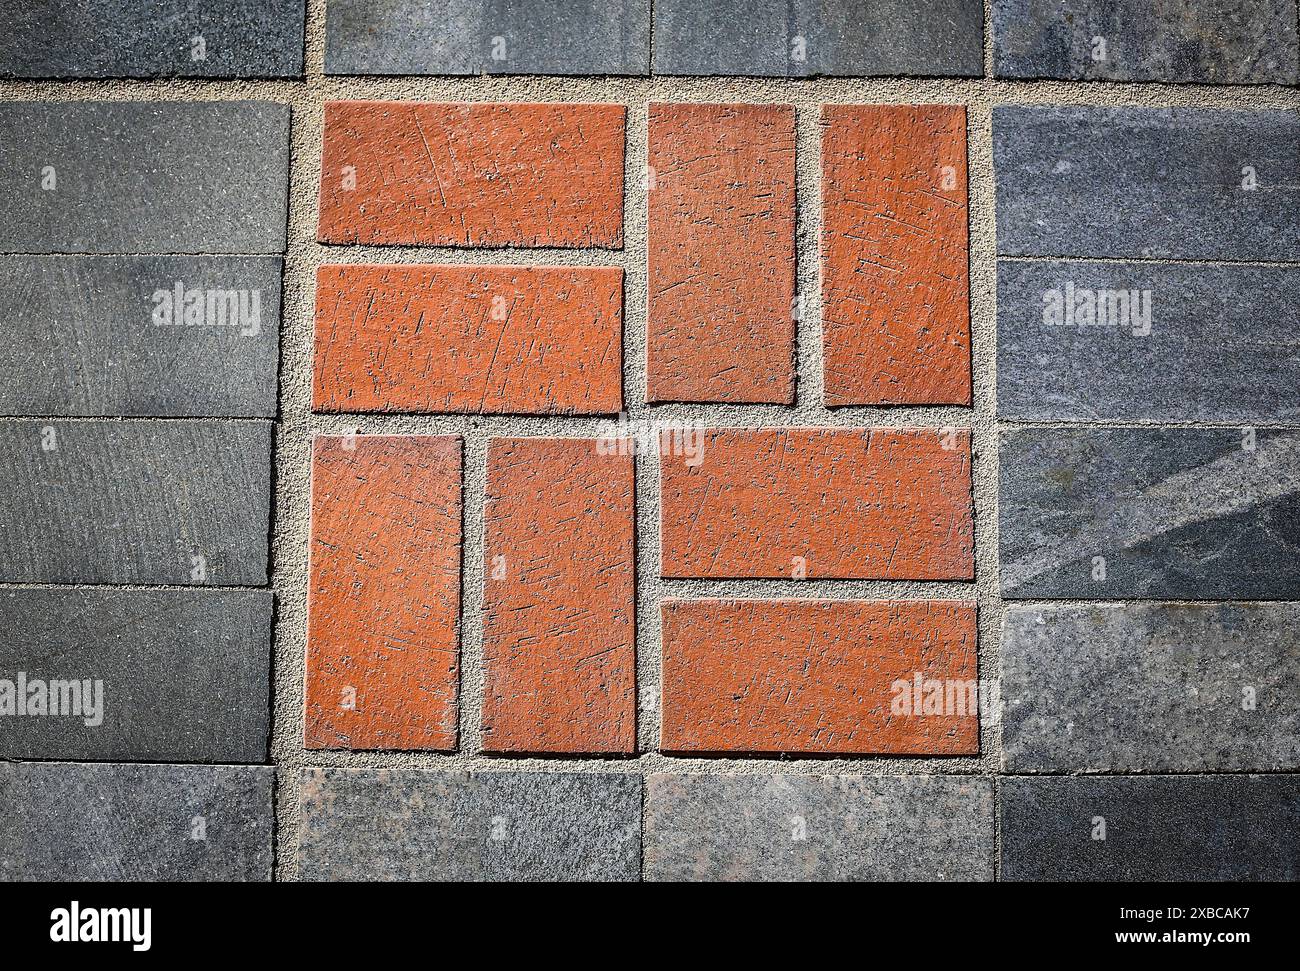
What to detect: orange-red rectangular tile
<box><xmin>306</xmin><ymin>435</ymin><xmax>462</xmax><ymax>751</ymax></box>
<box><xmin>661</xmin><ymin>599</ymin><xmax>978</xmax><ymax>755</ymax></box>
<box><xmin>482</xmin><ymin>437</ymin><xmax>636</xmax><ymax>754</ymax></box>
<box><xmin>313</xmin><ymin>264</ymin><xmax>623</xmax><ymax>414</ymax></box>
<box><xmin>317</xmin><ymin>101</ymin><xmax>625</xmax><ymax>248</ymax></box>
<box><xmin>647</xmin><ymin>103</ymin><xmax>796</xmax><ymax>403</ymax></box>
<box><xmin>821</xmin><ymin>105</ymin><xmax>971</xmax><ymax>405</ymax></box>
<box><xmin>660</xmin><ymin>427</ymin><xmax>973</xmax><ymax>579</ymax></box>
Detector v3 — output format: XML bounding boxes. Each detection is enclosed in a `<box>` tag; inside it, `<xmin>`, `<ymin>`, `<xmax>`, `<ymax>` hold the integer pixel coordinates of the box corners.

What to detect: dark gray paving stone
<box><xmin>652</xmin><ymin>0</ymin><xmax>983</xmax><ymax>77</ymax></box>
<box><xmin>1002</xmin><ymin>604</ymin><xmax>1300</xmax><ymax>773</ymax></box>
<box><xmin>0</xmin><ymin>589</ymin><xmax>272</xmax><ymax>762</ymax></box>
<box><xmin>993</xmin><ymin>0</ymin><xmax>1300</xmax><ymax>85</ymax></box>
<box><xmin>298</xmin><ymin>769</ymin><xmax>642</xmax><ymax>881</ymax></box>
<box><xmin>0</xmin><ymin>101</ymin><xmax>290</xmax><ymax>254</ymax></box>
<box><xmin>325</xmin><ymin>0</ymin><xmax>649</xmax><ymax>75</ymax></box>
<box><xmin>993</xmin><ymin>106</ymin><xmax>1300</xmax><ymax>260</ymax></box>
<box><xmin>0</xmin><ymin>256</ymin><xmax>282</xmax><ymax>418</ymax></box>
<box><xmin>1000</xmin><ymin>427</ymin><xmax>1300</xmax><ymax>600</ymax></box>
<box><xmin>997</xmin><ymin>260</ymin><xmax>1300</xmax><ymax>423</ymax></box>
<box><xmin>1001</xmin><ymin>775</ymin><xmax>1300</xmax><ymax>882</ymax></box>
<box><xmin>0</xmin><ymin>0</ymin><xmax>305</xmax><ymax>79</ymax></box>
<box><xmin>0</xmin><ymin>762</ymin><xmax>274</xmax><ymax>881</ymax></box>
<box><xmin>0</xmin><ymin>420</ymin><xmax>271</xmax><ymax>585</ymax></box>
<box><xmin>645</xmin><ymin>774</ymin><xmax>993</xmax><ymax>881</ymax></box>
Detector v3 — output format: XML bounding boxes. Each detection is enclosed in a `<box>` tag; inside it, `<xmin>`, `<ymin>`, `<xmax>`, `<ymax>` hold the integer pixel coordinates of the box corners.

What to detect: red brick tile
<box><xmin>482</xmin><ymin>437</ymin><xmax>636</xmax><ymax>754</ymax></box>
<box><xmin>647</xmin><ymin>102</ymin><xmax>796</xmax><ymax>403</ymax></box>
<box><xmin>661</xmin><ymin>599</ymin><xmax>979</xmax><ymax>755</ymax></box>
<box><xmin>318</xmin><ymin>101</ymin><xmax>625</xmax><ymax>247</ymax></box>
<box><xmin>306</xmin><ymin>435</ymin><xmax>462</xmax><ymax>750</ymax></box>
<box><xmin>313</xmin><ymin>264</ymin><xmax>623</xmax><ymax>415</ymax></box>
<box><xmin>821</xmin><ymin>105</ymin><xmax>971</xmax><ymax>405</ymax></box>
<box><xmin>660</xmin><ymin>427</ymin><xmax>973</xmax><ymax>579</ymax></box>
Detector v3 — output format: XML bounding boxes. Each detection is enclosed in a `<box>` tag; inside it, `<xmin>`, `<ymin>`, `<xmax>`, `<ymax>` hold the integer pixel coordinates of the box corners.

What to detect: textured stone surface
<box><xmin>0</xmin><ymin>420</ymin><xmax>271</xmax><ymax>585</ymax></box>
<box><xmin>1001</xmin><ymin>775</ymin><xmax>1300</xmax><ymax>882</ymax></box>
<box><xmin>482</xmin><ymin>438</ymin><xmax>635</xmax><ymax>754</ymax></box>
<box><xmin>1000</xmin><ymin>427</ymin><xmax>1300</xmax><ymax>599</ymax></box>
<box><xmin>0</xmin><ymin>0</ymin><xmax>305</xmax><ymax>79</ymax></box>
<box><xmin>318</xmin><ymin>101</ymin><xmax>625</xmax><ymax>248</ymax></box>
<box><xmin>661</xmin><ymin>428</ymin><xmax>973</xmax><ymax>579</ymax></box>
<box><xmin>645</xmin><ymin>774</ymin><xmax>993</xmax><ymax>881</ymax></box>
<box><xmin>306</xmin><ymin>436</ymin><xmax>461</xmax><ymax>751</ymax></box>
<box><xmin>993</xmin><ymin>0</ymin><xmax>1300</xmax><ymax>85</ymax></box>
<box><xmin>661</xmin><ymin>600</ymin><xmax>978</xmax><ymax>755</ymax></box>
<box><xmin>997</xmin><ymin>260</ymin><xmax>1300</xmax><ymax>422</ymax></box>
<box><xmin>324</xmin><ymin>0</ymin><xmax>649</xmax><ymax>75</ymax></box>
<box><xmin>993</xmin><ymin>106</ymin><xmax>1300</xmax><ymax>261</ymax></box>
<box><xmin>821</xmin><ymin>105</ymin><xmax>970</xmax><ymax>405</ymax></box>
<box><xmin>652</xmin><ymin>0</ymin><xmax>983</xmax><ymax>77</ymax></box>
<box><xmin>314</xmin><ymin>264</ymin><xmax>623</xmax><ymax>414</ymax></box>
<box><xmin>0</xmin><ymin>763</ymin><xmax>274</xmax><ymax>882</ymax></box>
<box><xmin>1003</xmin><ymin>604</ymin><xmax>1300</xmax><ymax>773</ymax></box>
<box><xmin>0</xmin><ymin>589</ymin><xmax>272</xmax><ymax>763</ymax></box>
<box><xmin>0</xmin><ymin>101</ymin><xmax>290</xmax><ymax>254</ymax></box>
<box><xmin>298</xmin><ymin>769</ymin><xmax>641</xmax><ymax>881</ymax></box>
<box><xmin>647</xmin><ymin>103</ymin><xmax>795</xmax><ymax>403</ymax></box>
<box><xmin>0</xmin><ymin>255</ymin><xmax>282</xmax><ymax>417</ymax></box>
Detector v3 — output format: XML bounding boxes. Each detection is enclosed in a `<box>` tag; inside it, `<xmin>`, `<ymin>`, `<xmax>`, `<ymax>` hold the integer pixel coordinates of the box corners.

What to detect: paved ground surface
<box><xmin>1</xmin><ymin>1</ymin><xmax>1298</xmax><ymax>882</ymax></box>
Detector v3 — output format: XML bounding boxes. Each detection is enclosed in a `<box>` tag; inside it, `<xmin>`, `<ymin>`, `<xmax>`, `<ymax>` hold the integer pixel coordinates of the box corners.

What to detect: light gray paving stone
<box><xmin>644</xmin><ymin>774</ymin><xmax>993</xmax><ymax>881</ymax></box>
<box><xmin>993</xmin><ymin>106</ymin><xmax>1300</xmax><ymax>260</ymax></box>
<box><xmin>0</xmin><ymin>762</ymin><xmax>275</xmax><ymax>881</ymax></box>
<box><xmin>992</xmin><ymin>0</ymin><xmax>1300</xmax><ymax>85</ymax></box>
<box><xmin>0</xmin><ymin>589</ymin><xmax>272</xmax><ymax>762</ymax></box>
<box><xmin>996</xmin><ymin>260</ymin><xmax>1300</xmax><ymax>423</ymax></box>
<box><xmin>0</xmin><ymin>419</ymin><xmax>271</xmax><ymax>585</ymax></box>
<box><xmin>999</xmin><ymin>427</ymin><xmax>1300</xmax><ymax>600</ymax></box>
<box><xmin>297</xmin><ymin>769</ymin><xmax>642</xmax><ymax>881</ymax></box>
<box><xmin>0</xmin><ymin>101</ymin><xmax>290</xmax><ymax>254</ymax></box>
<box><xmin>0</xmin><ymin>0</ymin><xmax>306</xmax><ymax>79</ymax></box>
<box><xmin>1001</xmin><ymin>775</ymin><xmax>1300</xmax><ymax>882</ymax></box>
<box><xmin>1001</xmin><ymin>603</ymin><xmax>1300</xmax><ymax>773</ymax></box>
<box><xmin>652</xmin><ymin>0</ymin><xmax>983</xmax><ymax>77</ymax></box>
<box><xmin>0</xmin><ymin>256</ymin><xmax>282</xmax><ymax>417</ymax></box>
<box><xmin>325</xmin><ymin>0</ymin><xmax>650</xmax><ymax>75</ymax></box>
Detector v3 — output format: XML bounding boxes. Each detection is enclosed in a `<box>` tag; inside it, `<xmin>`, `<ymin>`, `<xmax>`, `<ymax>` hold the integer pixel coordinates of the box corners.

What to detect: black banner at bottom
<box><xmin>0</xmin><ymin>881</ymin><xmax>1290</xmax><ymax>957</ymax></box>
